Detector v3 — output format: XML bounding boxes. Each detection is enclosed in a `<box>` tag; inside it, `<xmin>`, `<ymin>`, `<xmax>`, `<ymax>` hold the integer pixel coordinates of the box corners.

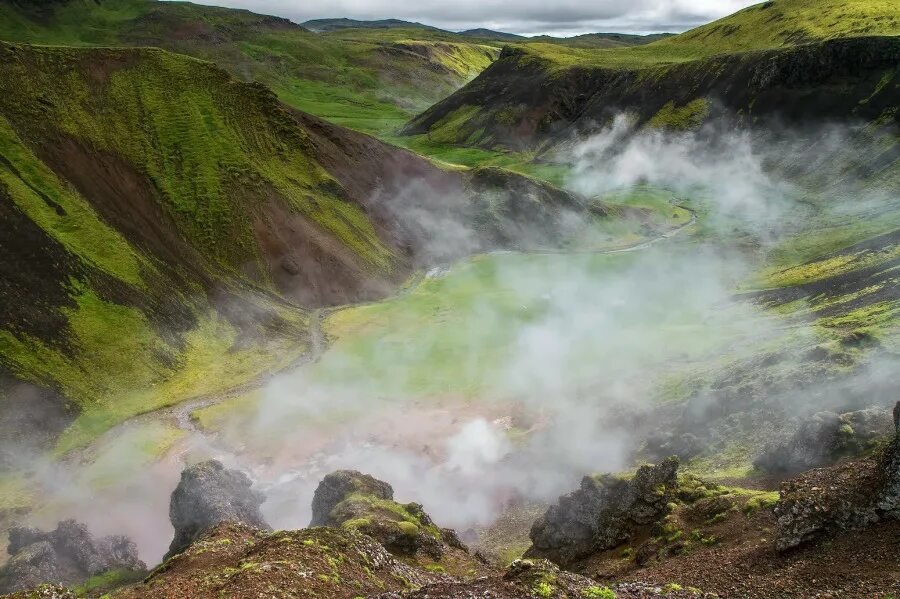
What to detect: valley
<box><xmin>0</xmin><ymin>0</ymin><xmax>898</xmax><ymax>597</ymax></box>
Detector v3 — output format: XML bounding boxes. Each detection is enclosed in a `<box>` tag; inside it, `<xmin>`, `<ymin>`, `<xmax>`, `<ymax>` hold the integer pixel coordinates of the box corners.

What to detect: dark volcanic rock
<box><xmin>310</xmin><ymin>470</ymin><xmax>448</xmax><ymax>559</ymax></box>
<box><xmin>755</xmin><ymin>407</ymin><xmax>894</xmax><ymax>474</ymax></box>
<box><xmin>166</xmin><ymin>460</ymin><xmax>269</xmax><ymax>559</ymax></box>
<box><xmin>310</xmin><ymin>469</ymin><xmax>393</xmax><ymax>526</ymax></box>
<box><xmin>774</xmin><ymin>421</ymin><xmax>900</xmax><ymax>550</ymax></box>
<box><xmin>0</xmin><ymin>520</ymin><xmax>144</xmax><ymax>594</ymax></box>
<box><xmin>527</xmin><ymin>457</ymin><xmax>679</xmax><ymax>567</ymax></box>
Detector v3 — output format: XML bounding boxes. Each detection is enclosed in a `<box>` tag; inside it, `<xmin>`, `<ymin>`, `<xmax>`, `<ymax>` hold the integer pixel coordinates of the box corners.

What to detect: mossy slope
<box><xmin>0</xmin><ymin>41</ymin><xmax>419</xmax><ymax>452</ymax></box>
<box><xmin>0</xmin><ymin>0</ymin><xmax>498</xmax><ymax>136</ymax></box>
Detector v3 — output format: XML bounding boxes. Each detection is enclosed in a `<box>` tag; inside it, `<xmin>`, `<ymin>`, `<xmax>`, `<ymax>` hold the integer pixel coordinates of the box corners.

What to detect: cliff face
<box><xmin>405</xmin><ymin>37</ymin><xmax>900</xmax><ymax>151</ymax></box>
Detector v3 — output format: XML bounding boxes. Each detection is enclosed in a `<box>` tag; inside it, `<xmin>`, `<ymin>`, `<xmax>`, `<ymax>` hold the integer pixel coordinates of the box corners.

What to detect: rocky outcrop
<box><xmin>875</xmin><ymin>402</ymin><xmax>900</xmax><ymax>518</ymax></box>
<box><xmin>114</xmin><ymin>523</ymin><xmax>456</xmax><ymax>599</ymax></box>
<box><xmin>0</xmin><ymin>520</ymin><xmax>144</xmax><ymax>594</ymax></box>
<box><xmin>310</xmin><ymin>470</ymin><xmax>449</xmax><ymax>559</ymax></box>
<box><xmin>166</xmin><ymin>460</ymin><xmax>269</xmax><ymax>560</ymax></box>
<box><xmin>527</xmin><ymin>457</ymin><xmax>680</xmax><ymax>567</ymax></box>
<box><xmin>755</xmin><ymin>407</ymin><xmax>894</xmax><ymax>474</ymax></box>
<box><xmin>774</xmin><ymin>407</ymin><xmax>900</xmax><ymax>550</ymax></box>
<box><xmin>310</xmin><ymin>470</ymin><xmax>393</xmax><ymax>527</ymax></box>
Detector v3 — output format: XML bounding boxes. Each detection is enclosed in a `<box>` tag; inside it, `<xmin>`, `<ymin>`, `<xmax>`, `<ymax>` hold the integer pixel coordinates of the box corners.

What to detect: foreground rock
<box><xmin>115</xmin><ymin>522</ymin><xmax>455</xmax><ymax>598</ymax></box>
<box><xmin>0</xmin><ymin>520</ymin><xmax>144</xmax><ymax>594</ymax></box>
<box><xmin>774</xmin><ymin>406</ymin><xmax>900</xmax><ymax>550</ymax></box>
<box><xmin>310</xmin><ymin>470</ymin><xmax>457</xmax><ymax>560</ymax></box>
<box><xmin>755</xmin><ymin>407</ymin><xmax>893</xmax><ymax>474</ymax></box>
<box><xmin>166</xmin><ymin>460</ymin><xmax>269</xmax><ymax>559</ymax></box>
<box><xmin>527</xmin><ymin>457</ymin><xmax>680</xmax><ymax>567</ymax></box>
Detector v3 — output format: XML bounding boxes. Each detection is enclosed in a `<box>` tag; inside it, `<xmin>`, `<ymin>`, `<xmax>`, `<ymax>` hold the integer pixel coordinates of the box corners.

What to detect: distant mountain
<box><xmin>301</xmin><ymin>17</ymin><xmax>440</xmax><ymax>33</ymax></box>
<box><xmin>458</xmin><ymin>28</ymin><xmax>525</xmax><ymax>41</ymax></box>
<box><xmin>533</xmin><ymin>32</ymin><xmax>675</xmax><ymax>48</ymax></box>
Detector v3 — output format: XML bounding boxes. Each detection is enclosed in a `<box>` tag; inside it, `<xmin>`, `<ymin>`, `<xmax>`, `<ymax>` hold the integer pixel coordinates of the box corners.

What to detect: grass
<box><xmin>386</xmin><ymin>134</ymin><xmax>571</xmax><ymax>185</ymax></box>
<box><xmin>513</xmin><ymin>0</ymin><xmax>900</xmax><ymax>71</ymax></box>
<box><xmin>0</xmin><ymin>0</ymin><xmax>498</xmax><ymax>138</ymax></box>
<box><xmin>71</xmin><ymin>421</ymin><xmax>185</xmax><ymax>490</ymax></box>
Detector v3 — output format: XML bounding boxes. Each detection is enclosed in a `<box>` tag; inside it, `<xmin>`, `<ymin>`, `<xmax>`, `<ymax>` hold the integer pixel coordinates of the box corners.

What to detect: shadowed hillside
<box><xmin>405</xmin><ymin>0</ymin><xmax>900</xmax><ymax>149</ymax></box>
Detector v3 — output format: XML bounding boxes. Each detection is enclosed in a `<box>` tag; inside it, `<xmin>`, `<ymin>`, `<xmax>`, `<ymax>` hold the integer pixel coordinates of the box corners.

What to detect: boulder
<box><xmin>166</xmin><ymin>460</ymin><xmax>269</xmax><ymax>559</ymax></box>
<box><xmin>527</xmin><ymin>457</ymin><xmax>679</xmax><ymax>567</ymax></box>
<box><xmin>0</xmin><ymin>520</ymin><xmax>144</xmax><ymax>594</ymax></box>
<box><xmin>310</xmin><ymin>470</ymin><xmax>393</xmax><ymax>527</ymax></box>
<box><xmin>754</xmin><ymin>407</ymin><xmax>893</xmax><ymax>474</ymax></box>
<box><xmin>774</xmin><ymin>416</ymin><xmax>900</xmax><ymax>550</ymax></box>
<box><xmin>310</xmin><ymin>470</ymin><xmax>448</xmax><ymax>559</ymax></box>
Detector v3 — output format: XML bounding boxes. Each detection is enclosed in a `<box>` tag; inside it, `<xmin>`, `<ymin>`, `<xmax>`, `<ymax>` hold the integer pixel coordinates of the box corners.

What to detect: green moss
<box><xmin>74</xmin><ymin>568</ymin><xmax>144</xmax><ymax>595</ymax></box>
<box><xmin>426</xmin><ymin>105</ymin><xmax>482</xmax><ymax>145</ymax></box>
<box><xmin>663</xmin><ymin>583</ymin><xmax>684</xmax><ymax>592</ymax></box>
<box><xmin>583</xmin><ymin>586</ymin><xmax>616</xmax><ymax>599</ymax></box>
<box><xmin>646</xmin><ymin>99</ymin><xmax>710</xmax><ymax>130</ymax></box>
<box><xmin>534</xmin><ymin>581</ymin><xmax>554</xmax><ymax>597</ymax></box>
<box><xmin>395</xmin><ymin>520</ymin><xmax>420</xmax><ymax>535</ymax></box>
<box><xmin>742</xmin><ymin>491</ymin><xmax>780</xmax><ymax>516</ymax></box>
<box><xmin>340</xmin><ymin>518</ymin><xmax>373</xmax><ymax>532</ymax></box>
<box><xmin>339</xmin><ymin>494</ymin><xmax>442</xmax><ymax>540</ymax></box>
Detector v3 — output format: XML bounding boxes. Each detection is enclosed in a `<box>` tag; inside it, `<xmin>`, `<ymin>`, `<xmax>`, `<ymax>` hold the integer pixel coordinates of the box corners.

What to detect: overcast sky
<box><xmin>176</xmin><ymin>0</ymin><xmax>763</xmax><ymax>36</ymax></box>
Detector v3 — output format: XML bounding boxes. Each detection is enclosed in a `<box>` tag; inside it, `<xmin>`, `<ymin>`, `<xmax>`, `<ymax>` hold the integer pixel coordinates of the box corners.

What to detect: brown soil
<box><xmin>614</xmin><ymin>519</ymin><xmax>900</xmax><ymax>598</ymax></box>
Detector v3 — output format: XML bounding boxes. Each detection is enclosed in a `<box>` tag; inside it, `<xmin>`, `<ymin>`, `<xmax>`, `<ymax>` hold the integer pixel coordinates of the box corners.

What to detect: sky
<box><xmin>175</xmin><ymin>0</ymin><xmax>764</xmax><ymax>36</ymax></box>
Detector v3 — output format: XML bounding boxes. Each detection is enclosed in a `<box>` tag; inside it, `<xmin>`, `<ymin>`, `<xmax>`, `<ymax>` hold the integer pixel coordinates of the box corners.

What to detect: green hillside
<box><xmin>405</xmin><ymin>0</ymin><xmax>900</xmax><ymax>153</ymax></box>
<box><xmin>508</xmin><ymin>0</ymin><xmax>900</xmax><ymax>70</ymax></box>
<box><xmin>0</xmin><ymin>0</ymin><xmax>498</xmax><ymax>135</ymax></box>
<box><xmin>0</xmin><ymin>41</ymin><xmax>403</xmax><ymax>453</ymax></box>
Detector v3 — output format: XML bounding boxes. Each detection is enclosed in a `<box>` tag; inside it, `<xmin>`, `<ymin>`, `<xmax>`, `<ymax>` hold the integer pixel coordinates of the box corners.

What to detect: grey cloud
<box><xmin>170</xmin><ymin>0</ymin><xmax>761</xmax><ymax>35</ymax></box>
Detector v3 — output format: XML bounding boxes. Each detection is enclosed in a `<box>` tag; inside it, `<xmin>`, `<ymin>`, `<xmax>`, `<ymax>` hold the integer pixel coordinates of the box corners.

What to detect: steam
<box><xmin>5</xmin><ymin>113</ymin><xmax>896</xmax><ymax>566</ymax></box>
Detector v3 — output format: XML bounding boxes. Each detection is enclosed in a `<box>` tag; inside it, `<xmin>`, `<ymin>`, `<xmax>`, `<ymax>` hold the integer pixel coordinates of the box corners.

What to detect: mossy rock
<box><xmin>312</xmin><ymin>470</ymin><xmax>449</xmax><ymax>559</ymax></box>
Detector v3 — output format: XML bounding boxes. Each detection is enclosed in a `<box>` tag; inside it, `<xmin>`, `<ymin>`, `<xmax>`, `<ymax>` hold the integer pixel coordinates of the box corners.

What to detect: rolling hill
<box><xmin>0</xmin><ymin>0</ymin><xmax>499</xmax><ymax>135</ymax></box>
<box><xmin>300</xmin><ymin>18</ymin><xmax>442</xmax><ymax>33</ymax></box>
<box><xmin>404</xmin><ymin>0</ymin><xmax>900</xmax><ymax>149</ymax></box>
